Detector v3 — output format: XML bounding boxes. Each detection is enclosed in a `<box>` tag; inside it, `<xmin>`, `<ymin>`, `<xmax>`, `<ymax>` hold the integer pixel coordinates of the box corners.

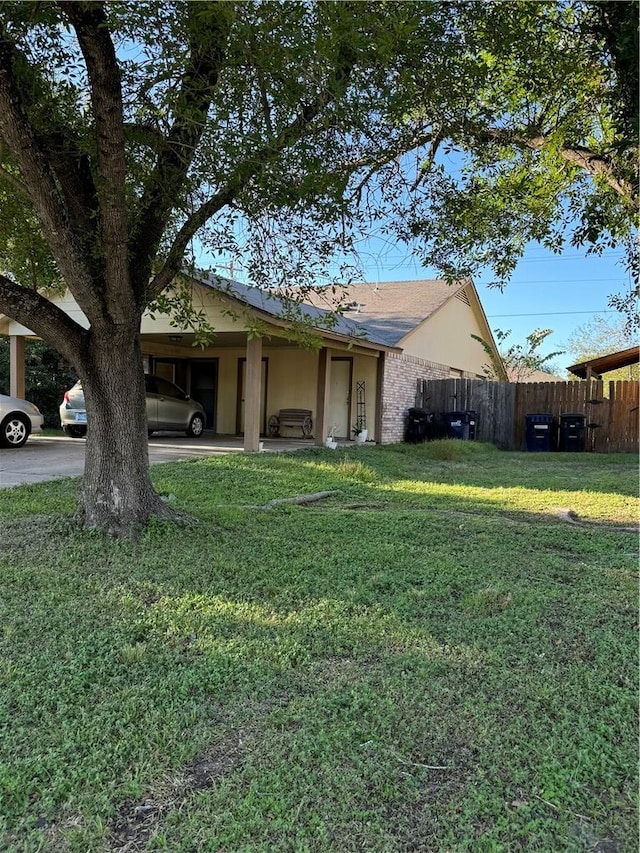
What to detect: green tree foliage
<box><xmin>0</xmin><ymin>337</ymin><xmax>75</xmax><ymax>425</ymax></box>
<box><xmin>565</xmin><ymin>316</ymin><xmax>639</xmax><ymax>380</ymax></box>
<box><xmin>0</xmin><ymin>1</ymin><xmax>635</xmax><ymax>534</ymax></box>
<box><xmin>472</xmin><ymin>328</ymin><xmax>564</xmax><ymax>381</ymax></box>
<box><xmin>391</xmin><ymin>0</ymin><xmax>639</xmax><ymax>328</ymax></box>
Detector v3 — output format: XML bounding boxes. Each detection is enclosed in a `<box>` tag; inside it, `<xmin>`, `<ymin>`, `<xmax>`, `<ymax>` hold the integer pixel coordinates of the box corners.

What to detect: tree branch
<box><xmin>147</xmin><ymin>41</ymin><xmax>358</xmax><ymax>300</ymax></box>
<box><xmin>129</xmin><ymin>5</ymin><xmax>233</xmax><ymax>304</ymax></box>
<box><xmin>554</xmin><ymin>143</ymin><xmax>637</xmax><ymax>206</ymax></box>
<box><xmin>0</xmin><ymin>274</ymin><xmax>88</xmax><ymax>365</ymax></box>
<box><xmin>468</xmin><ymin>122</ymin><xmax>638</xmax><ymax>208</ymax></box>
<box><xmin>327</xmin><ymin>126</ymin><xmax>442</xmax><ymax>204</ymax></box>
<box><xmin>0</xmin><ymin>148</ymin><xmax>27</xmax><ymax>196</ymax></box>
<box><xmin>35</xmin><ymin>130</ymin><xmax>100</xmax><ymax>259</ymax></box>
<box><xmin>2</xmin><ymin>74</ymin><xmax>101</xmax><ymax>261</ymax></box>
<box><xmin>0</xmin><ymin>25</ymin><xmax>102</xmax><ymax>253</ymax></box>
<box><xmin>0</xmin><ymin>33</ymin><xmax>98</xmax><ymax>318</ymax></box>
<box><xmin>255</xmin><ymin>65</ymin><xmax>275</xmax><ymax>138</ymax></box>
<box><xmin>61</xmin><ymin>2</ymin><xmax>132</xmax><ymax>324</ymax></box>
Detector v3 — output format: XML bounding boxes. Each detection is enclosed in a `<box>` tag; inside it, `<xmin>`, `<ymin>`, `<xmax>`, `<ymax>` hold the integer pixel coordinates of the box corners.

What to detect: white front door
<box><xmin>329</xmin><ymin>358</ymin><xmax>352</xmax><ymax>439</ymax></box>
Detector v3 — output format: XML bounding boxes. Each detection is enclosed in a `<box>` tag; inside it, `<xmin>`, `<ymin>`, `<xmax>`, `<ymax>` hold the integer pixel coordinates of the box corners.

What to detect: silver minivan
<box><xmin>59</xmin><ymin>376</ymin><xmax>207</xmax><ymax>438</ymax></box>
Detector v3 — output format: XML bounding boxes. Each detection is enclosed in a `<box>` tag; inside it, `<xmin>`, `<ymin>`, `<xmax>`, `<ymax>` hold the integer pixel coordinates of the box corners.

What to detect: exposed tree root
<box><xmin>555</xmin><ymin>509</ymin><xmax>639</xmax><ymax>533</ymax></box>
<box><xmin>312</xmin><ymin>500</ymin><xmax>639</xmax><ymax>533</ymax></box>
<box><xmin>242</xmin><ymin>490</ymin><xmax>341</xmax><ymax>511</ymax></box>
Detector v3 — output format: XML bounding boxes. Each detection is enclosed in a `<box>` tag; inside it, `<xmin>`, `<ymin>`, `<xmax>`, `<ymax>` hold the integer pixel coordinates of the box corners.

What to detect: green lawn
<box><xmin>0</xmin><ymin>441</ymin><xmax>637</xmax><ymax>852</ymax></box>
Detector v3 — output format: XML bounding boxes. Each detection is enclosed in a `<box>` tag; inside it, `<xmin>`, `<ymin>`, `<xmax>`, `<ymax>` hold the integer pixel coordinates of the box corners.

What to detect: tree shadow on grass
<box><xmin>0</xmin><ymin>445</ymin><xmax>637</xmax><ymax>849</ymax></box>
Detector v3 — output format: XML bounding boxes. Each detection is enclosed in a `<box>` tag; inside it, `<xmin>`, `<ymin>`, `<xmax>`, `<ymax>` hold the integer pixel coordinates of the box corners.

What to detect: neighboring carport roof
<box><xmin>566</xmin><ymin>345</ymin><xmax>640</xmax><ymax>378</ymax></box>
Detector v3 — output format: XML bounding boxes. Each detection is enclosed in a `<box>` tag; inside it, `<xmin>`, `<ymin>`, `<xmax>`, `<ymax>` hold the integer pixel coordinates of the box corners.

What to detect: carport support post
<box><xmin>244</xmin><ymin>335</ymin><xmax>262</xmax><ymax>452</ymax></box>
<box><xmin>9</xmin><ymin>335</ymin><xmax>25</xmax><ymax>399</ymax></box>
<box><xmin>315</xmin><ymin>347</ymin><xmax>331</xmax><ymax>446</ymax></box>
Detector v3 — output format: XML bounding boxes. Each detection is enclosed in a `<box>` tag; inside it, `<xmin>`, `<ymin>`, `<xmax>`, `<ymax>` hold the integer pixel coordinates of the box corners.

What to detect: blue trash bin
<box><xmin>525</xmin><ymin>413</ymin><xmax>556</xmax><ymax>451</ymax></box>
<box><xmin>443</xmin><ymin>411</ymin><xmax>476</xmax><ymax>440</ymax></box>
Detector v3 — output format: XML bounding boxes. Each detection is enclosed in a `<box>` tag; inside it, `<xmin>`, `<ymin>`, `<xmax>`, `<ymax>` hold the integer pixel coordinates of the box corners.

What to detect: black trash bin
<box><xmin>559</xmin><ymin>413</ymin><xmax>586</xmax><ymax>452</ymax></box>
<box><xmin>405</xmin><ymin>408</ymin><xmax>433</xmax><ymax>443</ymax></box>
<box><xmin>429</xmin><ymin>415</ymin><xmax>450</xmax><ymax>441</ymax></box>
<box><xmin>525</xmin><ymin>413</ymin><xmax>556</xmax><ymax>451</ymax></box>
<box><xmin>443</xmin><ymin>410</ymin><xmax>476</xmax><ymax>440</ymax></box>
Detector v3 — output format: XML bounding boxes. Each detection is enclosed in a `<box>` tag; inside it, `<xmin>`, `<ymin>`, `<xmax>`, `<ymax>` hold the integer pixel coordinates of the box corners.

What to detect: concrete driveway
<box><xmin>0</xmin><ymin>433</ymin><xmax>316</xmax><ymax>488</ymax></box>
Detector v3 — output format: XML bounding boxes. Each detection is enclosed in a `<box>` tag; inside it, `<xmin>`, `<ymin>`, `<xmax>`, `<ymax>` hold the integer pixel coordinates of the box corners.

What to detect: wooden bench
<box><xmin>268</xmin><ymin>409</ymin><xmax>313</xmax><ymax>438</ymax></box>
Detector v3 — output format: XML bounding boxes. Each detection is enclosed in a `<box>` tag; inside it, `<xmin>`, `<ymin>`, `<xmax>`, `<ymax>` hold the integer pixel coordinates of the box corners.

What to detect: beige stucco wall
<box><xmin>142</xmin><ymin>342</ymin><xmax>381</xmax><ymax>439</ymax></box>
<box><xmin>141</xmin><ymin>284</ymin><xmax>255</xmax><ymax>334</ymax></box>
<box><xmin>401</xmin><ymin>295</ymin><xmax>489</xmax><ymax>377</ymax></box>
<box><xmin>266</xmin><ymin>348</ymin><xmax>319</xmax><ymax>416</ymax></box>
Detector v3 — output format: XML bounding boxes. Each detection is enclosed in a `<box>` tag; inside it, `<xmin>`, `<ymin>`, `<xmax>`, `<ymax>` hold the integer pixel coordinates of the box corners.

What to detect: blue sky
<box><xmin>330</xmin><ymin>239</ymin><xmax>635</xmax><ymax>373</ymax></box>
<box><xmin>205</xmin><ymin>234</ymin><xmax>634</xmax><ymax>374</ymax></box>
<box><xmin>475</xmin><ymin>247</ymin><xmax>634</xmax><ymax>370</ymax></box>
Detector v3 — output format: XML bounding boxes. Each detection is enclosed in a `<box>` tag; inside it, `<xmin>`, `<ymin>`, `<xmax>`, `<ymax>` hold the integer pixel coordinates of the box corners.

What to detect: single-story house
<box><xmin>506</xmin><ymin>368</ymin><xmax>565</xmax><ymax>382</ymax></box>
<box><xmin>1</xmin><ymin>273</ymin><xmax>503</xmax><ymax>450</ymax></box>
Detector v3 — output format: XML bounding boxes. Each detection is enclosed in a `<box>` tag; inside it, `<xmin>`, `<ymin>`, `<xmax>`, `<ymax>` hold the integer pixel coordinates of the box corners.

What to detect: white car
<box><xmin>0</xmin><ymin>394</ymin><xmax>44</xmax><ymax>448</ymax></box>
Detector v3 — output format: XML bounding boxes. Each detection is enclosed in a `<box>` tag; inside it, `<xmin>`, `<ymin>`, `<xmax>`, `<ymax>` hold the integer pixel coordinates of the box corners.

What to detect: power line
<box><xmin>487</xmin><ymin>310</ymin><xmax>620</xmax><ymax>318</ymax></box>
<box><xmin>505</xmin><ymin>257</ymin><xmax>625</xmax><ymax>265</ymax></box>
<box><xmin>481</xmin><ymin>278</ymin><xmax>624</xmax><ymax>285</ymax></box>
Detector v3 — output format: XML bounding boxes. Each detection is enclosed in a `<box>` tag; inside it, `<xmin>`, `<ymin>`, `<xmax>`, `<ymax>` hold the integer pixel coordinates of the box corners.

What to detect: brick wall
<box><xmin>379</xmin><ymin>352</ymin><xmax>449</xmax><ymax>443</ymax></box>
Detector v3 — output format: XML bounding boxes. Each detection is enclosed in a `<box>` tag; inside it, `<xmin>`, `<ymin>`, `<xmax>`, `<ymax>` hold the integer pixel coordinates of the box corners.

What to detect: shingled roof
<box><xmin>300</xmin><ymin>279</ymin><xmax>470</xmax><ymax>347</ymax></box>
<box><xmin>194</xmin><ymin>271</ymin><xmax>391</xmax><ymax>348</ymax></box>
<box><xmin>192</xmin><ymin>273</ymin><xmax>488</xmax><ymax>353</ymax></box>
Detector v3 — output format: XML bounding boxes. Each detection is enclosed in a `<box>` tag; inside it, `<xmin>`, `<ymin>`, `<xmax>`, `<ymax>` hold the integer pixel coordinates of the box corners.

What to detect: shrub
<box><xmin>0</xmin><ymin>337</ymin><xmax>75</xmax><ymax>427</ymax></box>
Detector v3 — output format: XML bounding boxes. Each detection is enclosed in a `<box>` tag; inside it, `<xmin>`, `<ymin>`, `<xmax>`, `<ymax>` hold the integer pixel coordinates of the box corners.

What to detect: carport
<box><xmin>1</xmin><ymin>273</ymin><xmax>397</xmax><ymax>452</ymax></box>
<box><xmin>566</xmin><ymin>345</ymin><xmax>640</xmax><ymax>380</ymax></box>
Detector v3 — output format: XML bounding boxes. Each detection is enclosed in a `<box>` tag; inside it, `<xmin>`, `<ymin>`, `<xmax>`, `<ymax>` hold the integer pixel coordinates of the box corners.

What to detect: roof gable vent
<box><xmin>455</xmin><ymin>290</ymin><xmax>470</xmax><ymax>306</ymax></box>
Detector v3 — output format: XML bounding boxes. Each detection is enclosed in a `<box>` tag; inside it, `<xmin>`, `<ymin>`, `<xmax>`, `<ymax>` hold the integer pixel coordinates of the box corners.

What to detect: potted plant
<box><xmin>325</xmin><ymin>425</ymin><xmax>338</xmax><ymax>449</ymax></box>
<box><xmin>352</xmin><ymin>424</ymin><xmax>368</xmax><ymax>444</ymax></box>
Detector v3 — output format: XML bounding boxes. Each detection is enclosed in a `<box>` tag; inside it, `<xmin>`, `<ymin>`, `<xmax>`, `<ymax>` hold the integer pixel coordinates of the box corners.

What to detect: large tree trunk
<box><xmin>75</xmin><ymin>325</ymin><xmax>177</xmax><ymax>537</ymax></box>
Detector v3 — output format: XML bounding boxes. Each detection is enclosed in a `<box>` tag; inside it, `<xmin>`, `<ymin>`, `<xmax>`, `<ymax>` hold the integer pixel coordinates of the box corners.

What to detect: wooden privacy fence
<box><xmin>416</xmin><ymin>378</ymin><xmax>639</xmax><ymax>453</ymax></box>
